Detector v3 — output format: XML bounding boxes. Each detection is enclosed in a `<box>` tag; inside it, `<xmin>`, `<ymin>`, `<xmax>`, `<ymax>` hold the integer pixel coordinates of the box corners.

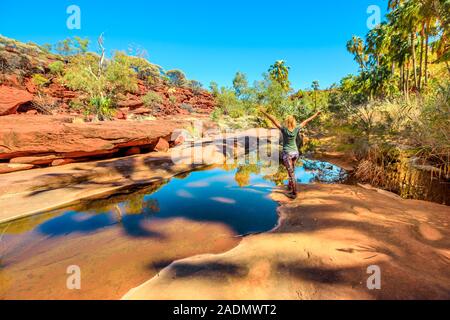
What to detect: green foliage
<box><xmin>301</xmin><ymin>138</ymin><xmax>321</xmax><ymax>154</ymax></box>
<box><xmin>328</xmin><ymin>79</ymin><xmax>450</xmax><ymax>164</ymax></box>
<box><xmin>48</xmin><ymin>61</ymin><xmax>65</xmax><ymax>76</ymax></box>
<box><xmin>187</xmin><ymin>80</ymin><xmax>203</xmax><ymax>94</ymax></box>
<box><xmin>62</xmin><ymin>53</ymin><xmax>105</xmax><ymax>96</ymax></box>
<box><xmin>333</xmin><ymin>0</ymin><xmax>449</xmax><ymax>166</ymax></box>
<box><xmin>407</xmin><ymin>84</ymin><xmax>450</xmax><ymax>162</ymax></box>
<box><xmin>232</xmin><ymin>72</ymin><xmax>249</xmax><ymax>98</ymax></box>
<box><xmin>68</xmin><ymin>98</ymin><xmax>85</xmax><ymax>111</ymax></box>
<box><xmin>89</xmin><ymin>96</ymin><xmax>114</xmax><ymax>121</ymax></box>
<box><xmin>166</xmin><ymin>69</ymin><xmax>187</xmax><ymax>87</ymax></box>
<box><xmin>124</xmin><ymin>55</ymin><xmax>161</xmax><ymax>83</ymax></box>
<box><xmin>31</xmin><ymin>73</ymin><xmax>50</xmax><ymax>88</ymax></box>
<box><xmin>180</xmin><ymin>103</ymin><xmax>194</xmax><ymax>113</ymax></box>
<box><xmin>345</xmin><ymin>0</ymin><xmax>450</xmax><ymax>99</ymax></box>
<box><xmin>62</xmin><ymin>51</ymin><xmax>138</xmax><ymax>119</ymax></box>
<box><xmin>142</xmin><ymin>91</ymin><xmax>163</xmax><ymax>109</ymax></box>
<box><xmin>209</xmin><ymin>81</ymin><xmax>219</xmax><ymax>96</ymax></box>
<box><xmin>168</xmin><ymin>94</ymin><xmax>177</xmax><ymax>104</ymax></box>
<box><xmin>40</xmin><ymin>43</ymin><xmax>53</xmax><ymax>53</ymax></box>
<box><xmin>211</xmin><ymin>66</ymin><xmax>323</xmax><ymax>130</ymax></box>
<box><xmin>63</xmin><ymin>52</ymin><xmax>138</xmax><ymax>98</ymax></box>
<box><xmin>215</xmin><ymin>87</ymin><xmax>246</xmax><ymax>118</ymax></box>
<box><xmin>56</xmin><ymin>37</ymin><xmax>89</xmax><ymax>56</ymax></box>
<box><xmin>268</xmin><ymin>60</ymin><xmax>290</xmax><ymax>92</ymax></box>
<box><xmin>106</xmin><ymin>51</ymin><xmax>139</xmax><ymax>94</ymax></box>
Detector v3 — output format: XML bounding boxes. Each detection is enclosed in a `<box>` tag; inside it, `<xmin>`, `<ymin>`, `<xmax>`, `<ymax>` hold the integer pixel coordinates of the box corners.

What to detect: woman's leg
<box><xmin>290</xmin><ymin>155</ymin><xmax>299</xmax><ymax>195</ymax></box>
<box><xmin>282</xmin><ymin>153</ymin><xmax>296</xmax><ymax>194</ymax></box>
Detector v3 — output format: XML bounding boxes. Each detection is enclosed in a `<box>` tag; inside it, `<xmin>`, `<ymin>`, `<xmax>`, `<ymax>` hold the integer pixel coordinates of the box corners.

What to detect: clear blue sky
<box><xmin>0</xmin><ymin>0</ymin><xmax>387</xmax><ymax>90</ymax></box>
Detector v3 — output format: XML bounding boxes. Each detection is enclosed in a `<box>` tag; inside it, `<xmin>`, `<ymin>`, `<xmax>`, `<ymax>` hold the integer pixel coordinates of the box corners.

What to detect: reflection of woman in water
<box><xmin>260</xmin><ymin>109</ymin><xmax>321</xmax><ymax>198</ymax></box>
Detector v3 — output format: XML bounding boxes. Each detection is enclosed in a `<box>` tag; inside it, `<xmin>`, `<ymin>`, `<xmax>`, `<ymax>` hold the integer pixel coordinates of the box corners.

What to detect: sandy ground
<box><xmin>123</xmin><ymin>183</ymin><xmax>450</xmax><ymax>300</ymax></box>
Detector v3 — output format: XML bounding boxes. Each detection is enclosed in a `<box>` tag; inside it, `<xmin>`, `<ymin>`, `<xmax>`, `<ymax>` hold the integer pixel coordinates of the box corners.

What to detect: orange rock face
<box><xmin>0</xmin><ymin>115</ymin><xmax>190</xmax><ymax>173</ymax></box>
<box><xmin>0</xmin><ymin>163</ymin><xmax>34</xmax><ymax>174</ymax></box>
<box><xmin>51</xmin><ymin>159</ymin><xmax>76</xmax><ymax>167</ymax></box>
<box><xmin>0</xmin><ymin>39</ymin><xmax>216</xmax><ymax>118</ymax></box>
<box><xmin>0</xmin><ymin>86</ymin><xmax>33</xmax><ymax>115</ymax></box>
<box><xmin>153</xmin><ymin>137</ymin><xmax>170</xmax><ymax>152</ymax></box>
<box><xmin>124</xmin><ymin>147</ymin><xmax>141</xmax><ymax>156</ymax></box>
<box><xmin>10</xmin><ymin>155</ymin><xmax>59</xmax><ymax>165</ymax></box>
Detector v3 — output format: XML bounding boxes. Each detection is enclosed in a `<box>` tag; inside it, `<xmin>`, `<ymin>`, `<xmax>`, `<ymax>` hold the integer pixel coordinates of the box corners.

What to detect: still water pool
<box><xmin>0</xmin><ymin>159</ymin><xmax>345</xmax><ymax>299</ymax></box>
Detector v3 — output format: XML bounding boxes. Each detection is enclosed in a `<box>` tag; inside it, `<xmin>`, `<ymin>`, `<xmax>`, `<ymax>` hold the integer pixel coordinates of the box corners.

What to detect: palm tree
<box><xmin>347</xmin><ymin>0</ymin><xmax>447</xmax><ymax>98</ymax></box>
<box><xmin>268</xmin><ymin>60</ymin><xmax>290</xmax><ymax>91</ymax></box>
<box><xmin>346</xmin><ymin>36</ymin><xmax>368</xmax><ymax>70</ymax></box>
<box><xmin>311</xmin><ymin>81</ymin><xmax>320</xmax><ymax>109</ymax></box>
<box><xmin>366</xmin><ymin>22</ymin><xmax>394</xmax><ymax>70</ymax></box>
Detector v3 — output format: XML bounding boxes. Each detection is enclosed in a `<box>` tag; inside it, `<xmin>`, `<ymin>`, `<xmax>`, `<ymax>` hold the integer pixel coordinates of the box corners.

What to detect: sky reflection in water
<box><xmin>1</xmin><ymin>159</ymin><xmax>346</xmax><ymax>239</ymax></box>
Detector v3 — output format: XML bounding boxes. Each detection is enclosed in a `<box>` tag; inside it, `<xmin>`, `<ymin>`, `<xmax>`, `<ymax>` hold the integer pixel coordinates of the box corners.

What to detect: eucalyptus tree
<box><xmin>232</xmin><ymin>71</ymin><xmax>249</xmax><ymax>98</ymax></box>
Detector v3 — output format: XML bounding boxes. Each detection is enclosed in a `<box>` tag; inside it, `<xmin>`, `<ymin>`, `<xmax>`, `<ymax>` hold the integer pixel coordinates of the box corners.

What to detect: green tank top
<box><xmin>281</xmin><ymin>126</ymin><xmax>301</xmax><ymax>153</ymax></box>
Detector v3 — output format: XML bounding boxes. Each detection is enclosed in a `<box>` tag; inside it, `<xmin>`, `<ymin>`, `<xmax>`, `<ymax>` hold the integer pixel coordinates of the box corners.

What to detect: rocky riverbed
<box><xmin>123</xmin><ymin>183</ymin><xmax>450</xmax><ymax>300</ymax></box>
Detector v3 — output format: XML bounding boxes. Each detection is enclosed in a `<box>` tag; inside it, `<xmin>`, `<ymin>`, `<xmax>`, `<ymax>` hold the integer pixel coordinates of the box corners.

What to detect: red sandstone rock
<box><xmin>10</xmin><ymin>155</ymin><xmax>59</xmax><ymax>165</ymax></box>
<box><xmin>51</xmin><ymin>159</ymin><xmax>75</xmax><ymax>166</ymax></box>
<box><xmin>63</xmin><ymin>149</ymin><xmax>119</xmax><ymax>159</ymax></box>
<box><xmin>0</xmin><ymin>115</ymin><xmax>187</xmax><ymax>163</ymax></box>
<box><xmin>0</xmin><ymin>86</ymin><xmax>34</xmax><ymax>115</ymax></box>
<box><xmin>117</xmin><ymin>98</ymin><xmax>144</xmax><ymax>109</ymax></box>
<box><xmin>0</xmin><ymin>163</ymin><xmax>34</xmax><ymax>174</ymax></box>
<box><xmin>0</xmin><ymin>39</ymin><xmax>216</xmax><ymax>119</ymax></box>
<box><xmin>153</xmin><ymin>138</ymin><xmax>170</xmax><ymax>152</ymax></box>
<box><xmin>125</xmin><ymin>147</ymin><xmax>141</xmax><ymax>156</ymax></box>
<box><xmin>24</xmin><ymin>78</ymin><xmax>37</xmax><ymax>94</ymax></box>
<box><xmin>172</xmin><ymin>135</ymin><xmax>185</xmax><ymax>147</ymax></box>
<box><xmin>115</xmin><ymin>109</ymin><xmax>127</xmax><ymax>120</ymax></box>
<box><xmin>130</xmin><ymin>107</ymin><xmax>152</xmax><ymax>115</ymax></box>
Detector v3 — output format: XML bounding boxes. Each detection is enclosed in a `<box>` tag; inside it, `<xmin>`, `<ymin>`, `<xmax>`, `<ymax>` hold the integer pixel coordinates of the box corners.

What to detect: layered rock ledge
<box><xmin>0</xmin><ymin>115</ymin><xmax>194</xmax><ymax>173</ymax></box>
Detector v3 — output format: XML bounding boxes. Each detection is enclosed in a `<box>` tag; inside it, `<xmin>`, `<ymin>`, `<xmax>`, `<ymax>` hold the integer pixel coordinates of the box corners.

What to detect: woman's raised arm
<box><xmin>300</xmin><ymin>111</ymin><xmax>321</xmax><ymax>128</ymax></box>
<box><xmin>260</xmin><ymin>109</ymin><xmax>282</xmax><ymax>130</ymax></box>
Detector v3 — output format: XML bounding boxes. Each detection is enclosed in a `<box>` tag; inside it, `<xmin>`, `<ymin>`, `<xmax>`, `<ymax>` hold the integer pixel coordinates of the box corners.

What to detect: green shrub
<box><xmin>187</xmin><ymin>80</ymin><xmax>203</xmax><ymax>94</ymax></box>
<box><xmin>180</xmin><ymin>103</ymin><xmax>194</xmax><ymax>113</ymax></box>
<box><xmin>68</xmin><ymin>99</ymin><xmax>86</xmax><ymax>111</ymax></box>
<box><xmin>105</xmin><ymin>51</ymin><xmax>139</xmax><ymax>94</ymax></box>
<box><xmin>128</xmin><ymin>56</ymin><xmax>162</xmax><ymax>83</ymax></box>
<box><xmin>89</xmin><ymin>96</ymin><xmax>113</xmax><ymax>121</ymax></box>
<box><xmin>32</xmin><ymin>74</ymin><xmax>50</xmax><ymax>88</ymax></box>
<box><xmin>48</xmin><ymin>61</ymin><xmax>65</xmax><ymax>76</ymax></box>
<box><xmin>168</xmin><ymin>94</ymin><xmax>177</xmax><ymax>104</ymax></box>
<box><xmin>62</xmin><ymin>51</ymin><xmax>139</xmax><ymax>119</ymax></box>
<box><xmin>143</xmin><ymin>91</ymin><xmax>163</xmax><ymax>109</ymax></box>
<box><xmin>63</xmin><ymin>52</ymin><xmax>138</xmax><ymax>97</ymax></box>
<box><xmin>56</xmin><ymin>37</ymin><xmax>89</xmax><ymax>56</ymax></box>
<box><xmin>40</xmin><ymin>43</ymin><xmax>53</xmax><ymax>53</ymax></box>
<box><xmin>166</xmin><ymin>69</ymin><xmax>187</xmax><ymax>87</ymax></box>
<box><xmin>62</xmin><ymin>53</ymin><xmax>105</xmax><ymax>95</ymax></box>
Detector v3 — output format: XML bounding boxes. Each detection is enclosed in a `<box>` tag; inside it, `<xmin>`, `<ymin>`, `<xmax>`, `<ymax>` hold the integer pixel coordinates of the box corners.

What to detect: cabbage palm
<box><xmin>347</xmin><ymin>36</ymin><xmax>368</xmax><ymax>70</ymax></box>
<box><xmin>311</xmin><ymin>81</ymin><xmax>320</xmax><ymax>108</ymax></box>
<box><xmin>268</xmin><ymin>60</ymin><xmax>290</xmax><ymax>92</ymax></box>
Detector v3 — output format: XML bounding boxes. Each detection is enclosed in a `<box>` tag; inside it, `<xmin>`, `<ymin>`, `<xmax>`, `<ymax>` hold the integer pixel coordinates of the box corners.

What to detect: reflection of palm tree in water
<box><xmin>263</xmin><ymin>166</ymin><xmax>290</xmax><ymax>186</ymax></box>
<box><xmin>234</xmin><ymin>164</ymin><xmax>260</xmax><ymax>187</ymax></box>
<box><xmin>233</xmin><ymin>162</ymin><xmax>291</xmax><ymax>187</ymax></box>
<box><xmin>113</xmin><ymin>195</ymin><xmax>161</xmax><ymax>222</ymax></box>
